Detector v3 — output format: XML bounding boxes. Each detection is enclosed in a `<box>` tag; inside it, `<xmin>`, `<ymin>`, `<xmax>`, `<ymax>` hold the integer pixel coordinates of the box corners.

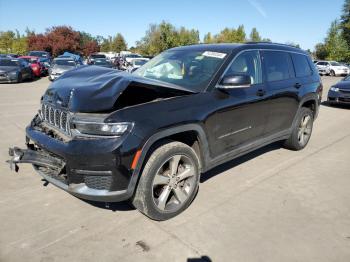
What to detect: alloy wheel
<box><xmin>152</xmin><ymin>154</ymin><xmax>196</xmax><ymax>212</ymax></box>
<box><xmin>298</xmin><ymin>114</ymin><xmax>312</xmax><ymax>147</ymax></box>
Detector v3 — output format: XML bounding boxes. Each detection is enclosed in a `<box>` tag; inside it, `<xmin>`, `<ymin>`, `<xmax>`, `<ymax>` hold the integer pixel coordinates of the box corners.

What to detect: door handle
<box><xmin>294</xmin><ymin>83</ymin><xmax>302</xmax><ymax>89</ymax></box>
<box><xmin>256</xmin><ymin>89</ymin><xmax>266</xmax><ymax>97</ymax></box>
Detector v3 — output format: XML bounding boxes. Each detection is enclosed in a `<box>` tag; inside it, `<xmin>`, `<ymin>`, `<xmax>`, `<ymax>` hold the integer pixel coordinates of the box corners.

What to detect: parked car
<box><xmin>18</xmin><ymin>56</ymin><xmax>44</xmax><ymax>77</ymax></box>
<box><xmin>87</xmin><ymin>53</ymin><xmax>106</xmax><ymax>64</ymax></box>
<box><xmin>28</xmin><ymin>51</ymin><xmax>51</xmax><ymax>60</ymax></box>
<box><xmin>0</xmin><ymin>58</ymin><xmax>33</xmax><ymax>83</ymax></box>
<box><xmin>92</xmin><ymin>58</ymin><xmax>114</xmax><ymax>68</ymax></box>
<box><xmin>58</xmin><ymin>52</ymin><xmax>84</xmax><ymax>65</ymax></box>
<box><xmin>315</xmin><ymin>61</ymin><xmax>350</xmax><ymax>76</ymax></box>
<box><xmin>48</xmin><ymin>58</ymin><xmax>79</xmax><ymax>81</ymax></box>
<box><xmin>123</xmin><ymin>53</ymin><xmax>142</xmax><ymax>63</ymax></box>
<box><xmin>328</xmin><ymin>75</ymin><xmax>350</xmax><ymax>104</ymax></box>
<box><xmin>127</xmin><ymin>58</ymin><xmax>149</xmax><ymax>72</ymax></box>
<box><xmin>8</xmin><ymin>43</ymin><xmax>322</xmax><ymax>220</ymax></box>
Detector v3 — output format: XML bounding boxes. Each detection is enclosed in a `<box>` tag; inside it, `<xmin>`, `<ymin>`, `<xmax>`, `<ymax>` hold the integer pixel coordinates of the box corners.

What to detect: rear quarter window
<box><xmin>291</xmin><ymin>53</ymin><xmax>312</xmax><ymax>77</ymax></box>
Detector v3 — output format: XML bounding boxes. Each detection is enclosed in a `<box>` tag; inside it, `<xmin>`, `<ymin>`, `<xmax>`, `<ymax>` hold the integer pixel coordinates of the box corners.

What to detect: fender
<box><xmin>126</xmin><ymin>123</ymin><xmax>210</xmax><ymax>196</ymax></box>
<box><xmin>290</xmin><ymin>93</ymin><xmax>319</xmax><ymax>131</ymax></box>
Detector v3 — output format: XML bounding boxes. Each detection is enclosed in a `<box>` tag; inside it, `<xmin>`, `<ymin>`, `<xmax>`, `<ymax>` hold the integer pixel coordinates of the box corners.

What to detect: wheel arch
<box><xmin>127</xmin><ymin>124</ymin><xmax>210</xmax><ymax>196</ymax></box>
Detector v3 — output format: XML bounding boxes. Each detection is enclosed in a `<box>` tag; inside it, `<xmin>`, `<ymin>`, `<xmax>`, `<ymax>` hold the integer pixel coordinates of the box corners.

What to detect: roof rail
<box><xmin>245</xmin><ymin>41</ymin><xmax>300</xmax><ymax>48</ymax></box>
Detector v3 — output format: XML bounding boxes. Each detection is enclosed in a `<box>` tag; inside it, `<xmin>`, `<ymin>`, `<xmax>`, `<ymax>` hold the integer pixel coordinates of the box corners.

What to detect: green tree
<box><xmin>341</xmin><ymin>0</ymin><xmax>350</xmax><ymax>47</ymax></box>
<box><xmin>203</xmin><ymin>32</ymin><xmax>213</xmax><ymax>43</ymax></box>
<box><xmin>214</xmin><ymin>25</ymin><xmax>246</xmax><ymax>43</ymax></box>
<box><xmin>0</xmin><ymin>31</ymin><xmax>15</xmax><ymax>53</ymax></box>
<box><xmin>314</xmin><ymin>43</ymin><xmax>329</xmax><ymax>60</ymax></box>
<box><xmin>136</xmin><ymin>21</ymin><xmax>199</xmax><ymax>56</ymax></box>
<box><xmin>249</xmin><ymin>28</ymin><xmax>261</xmax><ymax>42</ymax></box>
<box><xmin>325</xmin><ymin>20</ymin><xmax>349</xmax><ymax>61</ymax></box>
<box><xmin>112</xmin><ymin>33</ymin><xmax>127</xmax><ymax>52</ymax></box>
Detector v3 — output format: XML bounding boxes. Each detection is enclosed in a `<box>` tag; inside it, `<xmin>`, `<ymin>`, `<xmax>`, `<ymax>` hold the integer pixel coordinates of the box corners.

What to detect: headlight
<box><xmin>71</xmin><ymin>116</ymin><xmax>133</xmax><ymax>137</ymax></box>
<box><xmin>330</xmin><ymin>86</ymin><xmax>339</xmax><ymax>92</ymax></box>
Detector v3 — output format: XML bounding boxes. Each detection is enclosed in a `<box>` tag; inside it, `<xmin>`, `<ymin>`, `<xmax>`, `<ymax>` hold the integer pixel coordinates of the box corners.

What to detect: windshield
<box><xmin>91</xmin><ymin>54</ymin><xmax>106</xmax><ymax>59</ymax></box>
<box><xmin>330</xmin><ymin>62</ymin><xmax>341</xmax><ymax>66</ymax></box>
<box><xmin>134</xmin><ymin>50</ymin><xmax>227</xmax><ymax>91</ymax></box>
<box><xmin>134</xmin><ymin>60</ymin><xmax>147</xmax><ymax>66</ymax></box>
<box><xmin>0</xmin><ymin>59</ymin><xmax>19</xmax><ymax>66</ymax></box>
<box><xmin>28</xmin><ymin>51</ymin><xmax>48</xmax><ymax>58</ymax></box>
<box><xmin>53</xmin><ymin>60</ymin><xmax>76</xmax><ymax>66</ymax></box>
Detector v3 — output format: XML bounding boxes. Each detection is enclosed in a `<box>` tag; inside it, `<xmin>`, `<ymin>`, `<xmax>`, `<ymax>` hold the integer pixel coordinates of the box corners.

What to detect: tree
<box><xmin>249</xmin><ymin>28</ymin><xmax>261</xmax><ymax>42</ymax></box>
<box><xmin>314</xmin><ymin>43</ymin><xmax>328</xmax><ymax>60</ymax></box>
<box><xmin>212</xmin><ymin>25</ymin><xmax>246</xmax><ymax>43</ymax></box>
<box><xmin>112</xmin><ymin>33</ymin><xmax>127</xmax><ymax>52</ymax></box>
<box><xmin>203</xmin><ymin>32</ymin><xmax>213</xmax><ymax>44</ymax></box>
<box><xmin>325</xmin><ymin>20</ymin><xmax>349</xmax><ymax>61</ymax></box>
<box><xmin>136</xmin><ymin>21</ymin><xmax>199</xmax><ymax>56</ymax></box>
<box><xmin>340</xmin><ymin>0</ymin><xmax>350</xmax><ymax>47</ymax></box>
<box><xmin>0</xmin><ymin>31</ymin><xmax>15</xmax><ymax>53</ymax></box>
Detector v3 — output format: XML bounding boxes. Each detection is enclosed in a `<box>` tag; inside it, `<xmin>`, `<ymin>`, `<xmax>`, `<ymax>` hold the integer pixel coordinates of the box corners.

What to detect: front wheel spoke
<box><xmin>170</xmin><ymin>155</ymin><xmax>181</xmax><ymax>176</ymax></box>
<box><xmin>173</xmin><ymin>187</ymin><xmax>188</xmax><ymax>203</ymax></box>
<box><xmin>157</xmin><ymin>186</ymin><xmax>171</xmax><ymax>210</ymax></box>
<box><xmin>153</xmin><ymin>174</ymin><xmax>169</xmax><ymax>185</ymax></box>
<box><xmin>176</xmin><ymin>167</ymin><xmax>194</xmax><ymax>182</ymax></box>
<box><xmin>302</xmin><ymin>115</ymin><xmax>310</xmax><ymax>127</ymax></box>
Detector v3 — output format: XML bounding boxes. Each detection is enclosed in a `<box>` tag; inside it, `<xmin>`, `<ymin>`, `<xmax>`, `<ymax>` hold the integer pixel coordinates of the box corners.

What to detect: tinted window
<box><xmin>224</xmin><ymin>50</ymin><xmax>262</xmax><ymax>84</ymax></box>
<box><xmin>264</xmin><ymin>51</ymin><xmax>294</xmax><ymax>82</ymax></box>
<box><xmin>0</xmin><ymin>59</ymin><xmax>19</xmax><ymax>66</ymax></box>
<box><xmin>291</xmin><ymin>54</ymin><xmax>312</xmax><ymax>77</ymax></box>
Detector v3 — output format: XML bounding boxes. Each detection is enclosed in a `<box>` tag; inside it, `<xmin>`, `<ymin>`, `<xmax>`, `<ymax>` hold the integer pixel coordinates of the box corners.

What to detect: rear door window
<box><xmin>291</xmin><ymin>53</ymin><xmax>312</xmax><ymax>77</ymax></box>
<box><xmin>263</xmin><ymin>51</ymin><xmax>294</xmax><ymax>82</ymax></box>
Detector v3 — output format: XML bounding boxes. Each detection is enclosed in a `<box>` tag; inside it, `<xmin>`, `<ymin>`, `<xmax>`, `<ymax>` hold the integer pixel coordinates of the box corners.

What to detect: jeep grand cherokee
<box><xmin>8</xmin><ymin>43</ymin><xmax>322</xmax><ymax>220</ymax></box>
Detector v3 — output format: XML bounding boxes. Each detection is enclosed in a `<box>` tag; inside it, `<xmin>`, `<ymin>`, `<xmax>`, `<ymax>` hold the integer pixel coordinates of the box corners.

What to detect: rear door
<box><xmin>262</xmin><ymin>50</ymin><xmax>299</xmax><ymax>135</ymax></box>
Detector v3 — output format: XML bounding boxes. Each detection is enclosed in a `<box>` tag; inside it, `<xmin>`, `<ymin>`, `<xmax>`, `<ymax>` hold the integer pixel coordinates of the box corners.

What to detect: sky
<box><xmin>0</xmin><ymin>0</ymin><xmax>345</xmax><ymax>51</ymax></box>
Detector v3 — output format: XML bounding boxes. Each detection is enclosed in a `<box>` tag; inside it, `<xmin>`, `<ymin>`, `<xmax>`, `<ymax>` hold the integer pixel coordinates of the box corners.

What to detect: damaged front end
<box><xmin>6</xmin><ymin>66</ymin><xmax>196</xmax><ymax>202</ymax></box>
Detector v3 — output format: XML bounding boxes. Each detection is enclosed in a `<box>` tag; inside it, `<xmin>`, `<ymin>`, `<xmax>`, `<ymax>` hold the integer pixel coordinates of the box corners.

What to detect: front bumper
<box><xmin>328</xmin><ymin>90</ymin><xmax>350</xmax><ymax>104</ymax></box>
<box><xmin>0</xmin><ymin>74</ymin><xmax>18</xmax><ymax>83</ymax></box>
<box><xmin>8</xmin><ymin>119</ymin><xmax>142</xmax><ymax>202</ymax></box>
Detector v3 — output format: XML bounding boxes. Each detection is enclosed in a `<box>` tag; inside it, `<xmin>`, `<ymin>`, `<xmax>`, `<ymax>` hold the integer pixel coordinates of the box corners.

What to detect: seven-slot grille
<box><xmin>40</xmin><ymin>103</ymin><xmax>70</xmax><ymax>134</ymax></box>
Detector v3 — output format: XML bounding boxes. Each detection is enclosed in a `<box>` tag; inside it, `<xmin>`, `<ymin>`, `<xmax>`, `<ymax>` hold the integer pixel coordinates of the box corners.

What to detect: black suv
<box><xmin>8</xmin><ymin>43</ymin><xmax>322</xmax><ymax>220</ymax></box>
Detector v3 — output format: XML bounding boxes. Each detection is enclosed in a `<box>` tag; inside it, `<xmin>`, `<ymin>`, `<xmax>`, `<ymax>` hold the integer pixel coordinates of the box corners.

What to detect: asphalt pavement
<box><xmin>0</xmin><ymin>76</ymin><xmax>349</xmax><ymax>262</ymax></box>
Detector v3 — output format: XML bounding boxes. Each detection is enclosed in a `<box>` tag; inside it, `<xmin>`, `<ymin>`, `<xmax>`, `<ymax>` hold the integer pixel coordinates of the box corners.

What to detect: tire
<box><xmin>330</xmin><ymin>70</ymin><xmax>335</xmax><ymax>77</ymax></box>
<box><xmin>132</xmin><ymin>141</ymin><xmax>200</xmax><ymax>221</ymax></box>
<box><xmin>283</xmin><ymin>107</ymin><xmax>314</xmax><ymax>151</ymax></box>
<box><xmin>17</xmin><ymin>73</ymin><xmax>22</xmax><ymax>83</ymax></box>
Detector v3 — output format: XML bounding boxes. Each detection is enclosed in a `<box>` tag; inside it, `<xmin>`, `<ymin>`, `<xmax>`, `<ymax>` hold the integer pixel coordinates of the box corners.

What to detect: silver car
<box><xmin>49</xmin><ymin>58</ymin><xmax>79</xmax><ymax>81</ymax></box>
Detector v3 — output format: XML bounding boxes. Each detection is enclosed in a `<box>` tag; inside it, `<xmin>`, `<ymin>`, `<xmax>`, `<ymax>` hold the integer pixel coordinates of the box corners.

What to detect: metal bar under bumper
<box><xmin>7</xmin><ymin>147</ymin><xmax>65</xmax><ymax>173</ymax></box>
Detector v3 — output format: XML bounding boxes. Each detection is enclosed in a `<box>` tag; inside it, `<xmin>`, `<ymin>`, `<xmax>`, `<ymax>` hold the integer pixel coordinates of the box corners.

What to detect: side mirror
<box><xmin>219</xmin><ymin>74</ymin><xmax>251</xmax><ymax>88</ymax></box>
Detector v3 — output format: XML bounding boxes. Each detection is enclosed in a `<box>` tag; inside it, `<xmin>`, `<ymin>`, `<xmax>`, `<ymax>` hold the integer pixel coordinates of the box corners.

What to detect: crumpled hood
<box><xmin>43</xmin><ymin>65</ymin><xmax>196</xmax><ymax>113</ymax></box>
<box><xmin>334</xmin><ymin>80</ymin><xmax>350</xmax><ymax>89</ymax></box>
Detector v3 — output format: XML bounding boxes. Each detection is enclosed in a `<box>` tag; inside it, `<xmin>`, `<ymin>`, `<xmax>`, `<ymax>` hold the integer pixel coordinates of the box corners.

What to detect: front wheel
<box><xmin>17</xmin><ymin>73</ymin><xmax>22</xmax><ymax>83</ymax></box>
<box><xmin>283</xmin><ymin>107</ymin><xmax>314</xmax><ymax>151</ymax></box>
<box><xmin>330</xmin><ymin>70</ymin><xmax>335</xmax><ymax>76</ymax></box>
<box><xmin>132</xmin><ymin>141</ymin><xmax>200</xmax><ymax>220</ymax></box>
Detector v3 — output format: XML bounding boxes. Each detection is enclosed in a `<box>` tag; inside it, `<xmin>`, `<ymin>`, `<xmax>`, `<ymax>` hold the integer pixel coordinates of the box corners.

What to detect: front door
<box><xmin>207</xmin><ymin>50</ymin><xmax>270</xmax><ymax>158</ymax></box>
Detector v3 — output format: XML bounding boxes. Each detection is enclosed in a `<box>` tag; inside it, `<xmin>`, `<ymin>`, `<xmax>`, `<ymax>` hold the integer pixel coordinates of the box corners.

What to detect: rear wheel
<box><xmin>283</xmin><ymin>107</ymin><xmax>313</xmax><ymax>151</ymax></box>
<box><xmin>132</xmin><ymin>141</ymin><xmax>200</xmax><ymax>220</ymax></box>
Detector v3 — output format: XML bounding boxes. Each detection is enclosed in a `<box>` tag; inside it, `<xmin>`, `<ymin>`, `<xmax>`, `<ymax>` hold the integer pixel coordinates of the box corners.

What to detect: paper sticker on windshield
<box><xmin>202</xmin><ymin>51</ymin><xmax>226</xmax><ymax>59</ymax></box>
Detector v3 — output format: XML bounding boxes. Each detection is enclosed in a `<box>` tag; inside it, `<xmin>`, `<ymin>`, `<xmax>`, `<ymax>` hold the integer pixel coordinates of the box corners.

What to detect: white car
<box><xmin>315</xmin><ymin>61</ymin><xmax>349</xmax><ymax>76</ymax></box>
<box><xmin>127</xmin><ymin>58</ymin><xmax>149</xmax><ymax>73</ymax></box>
